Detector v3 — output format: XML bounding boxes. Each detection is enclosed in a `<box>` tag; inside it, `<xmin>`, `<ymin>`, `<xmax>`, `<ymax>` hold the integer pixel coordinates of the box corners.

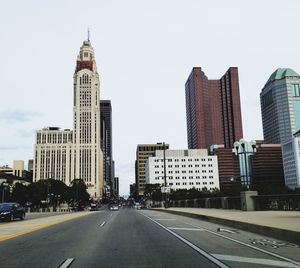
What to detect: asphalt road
<box><xmin>0</xmin><ymin>208</ymin><xmax>299</xmax><ymax>268</ymax></box>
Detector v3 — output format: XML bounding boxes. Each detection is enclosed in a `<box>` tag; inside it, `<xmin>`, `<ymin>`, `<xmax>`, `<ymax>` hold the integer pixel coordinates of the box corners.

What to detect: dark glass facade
<box><xmin>100</xmin><ymin>100</ymin><xmax>114</xmax><ymax>197</ymax></box>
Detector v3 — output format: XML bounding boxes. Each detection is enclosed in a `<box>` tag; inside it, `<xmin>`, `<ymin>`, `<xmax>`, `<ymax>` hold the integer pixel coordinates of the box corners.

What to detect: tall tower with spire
<box><xmin>33</xmin><ymin>38</ymin><xmax>104</xmax><ymax>198</ymax></box>
<box><xmin>73</xmin><ymin>39</ymin><xmax>103</xmax><ymax>197</ymax></box>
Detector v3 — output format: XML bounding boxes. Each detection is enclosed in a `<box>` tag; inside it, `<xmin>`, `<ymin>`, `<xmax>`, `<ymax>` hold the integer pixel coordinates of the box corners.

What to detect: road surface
<box><xmin>0</xmin><ymin>208</ymin><xmax>299</xmax><ymax>268</ymax></box>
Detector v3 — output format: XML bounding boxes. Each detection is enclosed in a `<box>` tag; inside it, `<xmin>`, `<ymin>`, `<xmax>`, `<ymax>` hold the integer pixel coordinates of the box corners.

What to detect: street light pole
<box><xmin>1</xmin><ymin>188</ymin><xmax>4</xmax><ymax>203</ymax></box>
<box><xmin>163</xmin><ymin>142</ymin><xmax>167</xmax><ymax>188</ymax></box>
<box><xmin>1</xmin><ymin>182</ymin><xmax>8</xmax><ymax>203</ymax></box>
<box><xmin>162</xmin><ymin>142</ymin><xmax>169</xmax><ymax>208</ymax></box>
<box><xmin>240</xmin><ymin>141</ymin><xmax>249</xmax><ymax>185</ymax></box>
<box><xmin>233</xmin><ymin>139</ymin><xmax>256</xmax><ymax>188</ymax></box>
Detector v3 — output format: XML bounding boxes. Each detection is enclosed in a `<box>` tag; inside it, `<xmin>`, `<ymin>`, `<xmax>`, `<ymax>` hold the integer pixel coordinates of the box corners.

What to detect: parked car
<box><xmin>0</xmin><ymin>203</ymin><xmax>26</xmax><ymax>222</ymax></box>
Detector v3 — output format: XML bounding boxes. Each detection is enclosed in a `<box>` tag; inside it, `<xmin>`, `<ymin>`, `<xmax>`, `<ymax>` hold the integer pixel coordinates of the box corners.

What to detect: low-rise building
<box><xmin>0</xmin><ymin>161</ymin><xmax>25</xmax><ymax>178</ymax></box>
<box><xmin>0</xmin><ymin>165</ymin><xmax>13</xmax><ymax>175</ymax></box>
<box><xmin>250</xmin><ymin>144</ymin><xmax>285</xmax><ymax>188</ymax></box>
<box><xmin>146</xmin><ymin>149</ymin><xmax>219</xmax><ymax>191</ymax></box>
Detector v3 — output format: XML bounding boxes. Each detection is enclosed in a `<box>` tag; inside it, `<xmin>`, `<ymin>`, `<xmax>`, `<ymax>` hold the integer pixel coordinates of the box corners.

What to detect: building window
<box><xmin>292</xmin><ymin>84</ymin><xmax>300</xmax><ymax>97</ymax></box>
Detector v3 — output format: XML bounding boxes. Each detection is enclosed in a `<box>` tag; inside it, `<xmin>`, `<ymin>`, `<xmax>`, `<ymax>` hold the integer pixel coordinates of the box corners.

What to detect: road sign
<box><xmin>161</xmin><ymin>186</ymin><xmax>171</xmax><ymax>193</ymax></box>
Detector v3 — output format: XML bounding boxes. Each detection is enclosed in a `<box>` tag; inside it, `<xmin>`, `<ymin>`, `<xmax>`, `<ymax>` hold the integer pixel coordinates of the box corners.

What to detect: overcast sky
<box><xmin>1</xmin><ymin>1</ymin><xmax>300</xmax><ymax>195</ymax></box>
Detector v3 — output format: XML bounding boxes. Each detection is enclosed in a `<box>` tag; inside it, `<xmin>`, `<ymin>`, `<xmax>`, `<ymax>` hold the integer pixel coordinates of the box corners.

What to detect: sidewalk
<box><xmin>151</xmin><ymin>207</ymin><xmax>300</xmax><ymax>244</ymax></box>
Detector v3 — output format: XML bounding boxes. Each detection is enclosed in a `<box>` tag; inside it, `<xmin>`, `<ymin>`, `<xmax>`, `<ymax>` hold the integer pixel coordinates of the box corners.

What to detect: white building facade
<box><xmin>33</xmin><ymin>40</ymin><xmax>104</xmax><ymax>198</ymax></box>
<box><xmin>146</xmin><ymin>149</ymin><xmax>219</xmax><ymax>191</ymax></box>
<box><xmin>282</xmin><ymin>130</ymin><xmax>300</xmax><ymax>188</ymax></box>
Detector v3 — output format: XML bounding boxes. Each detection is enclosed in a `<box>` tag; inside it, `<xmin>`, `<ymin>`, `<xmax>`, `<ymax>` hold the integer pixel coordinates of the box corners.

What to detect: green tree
<box><xmin>144</xmin><ymin>184</ymin><xmax>162</xmax><ymax>201</ymax></box>
<box><xmin>27</xmin><ymin>180</ymin><xmax>48</xmax><ymax>207</ymax></box>
<box><xmin>69</xmin><ymin>179</ymin><xmax>90</xmax><ymax>207</ymax></box>
<box><xmin>47</xmin><ymin>179</ymin><xmax>70</xmax><ymax>208</ymax></box>
<box><xmin>11</xmin><ymin>183</ymin><xmax>28</xmax><ymax>206</ymax></box>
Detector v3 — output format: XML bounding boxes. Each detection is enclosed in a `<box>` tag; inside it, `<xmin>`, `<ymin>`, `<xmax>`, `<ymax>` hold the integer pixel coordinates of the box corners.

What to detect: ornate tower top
<box><xmin>75</xmin><ymin>36</ymin><xmax>97</xmax><ymax>73</ymax></box>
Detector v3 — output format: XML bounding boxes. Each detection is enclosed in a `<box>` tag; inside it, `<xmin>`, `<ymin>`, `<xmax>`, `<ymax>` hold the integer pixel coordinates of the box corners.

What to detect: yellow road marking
<box><xmin>0</xmin><ymin>213</ymin><xmax>91</xmax><ymax>242</ymax></box>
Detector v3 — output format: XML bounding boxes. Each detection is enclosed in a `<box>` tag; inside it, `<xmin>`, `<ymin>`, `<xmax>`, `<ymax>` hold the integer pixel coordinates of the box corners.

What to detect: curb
<box><xmin>150</xmin><ymin>208</ymin><xmax>300</xmax><ymax>245</ymax></box>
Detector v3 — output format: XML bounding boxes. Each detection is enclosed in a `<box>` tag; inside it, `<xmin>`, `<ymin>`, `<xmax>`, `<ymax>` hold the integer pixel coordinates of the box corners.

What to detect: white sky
<box><xmin>1</xmin><ymin>0</ymin><xmax>300</xmax><ymax>195</ymax></box>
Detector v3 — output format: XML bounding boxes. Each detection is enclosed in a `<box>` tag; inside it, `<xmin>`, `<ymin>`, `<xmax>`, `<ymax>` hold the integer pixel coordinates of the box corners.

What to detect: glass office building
<box><xmin>260</xmin><ymin>68</ymin><xmax>300</xmax><ymax>144</ymax></box>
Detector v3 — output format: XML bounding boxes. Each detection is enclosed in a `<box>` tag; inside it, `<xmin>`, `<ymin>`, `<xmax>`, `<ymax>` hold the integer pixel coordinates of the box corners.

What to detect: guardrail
<box><xmin>152</xmin><ymin>193</ymin><xmax>300</xmax><ymax>211</ymax></box>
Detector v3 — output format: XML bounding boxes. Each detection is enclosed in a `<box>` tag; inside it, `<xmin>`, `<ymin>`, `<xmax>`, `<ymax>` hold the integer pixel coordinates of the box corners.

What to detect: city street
<box><xmin>0</xmin><ymin>208</ymin><xmax>299</xmax><ymax>268</ymax></box>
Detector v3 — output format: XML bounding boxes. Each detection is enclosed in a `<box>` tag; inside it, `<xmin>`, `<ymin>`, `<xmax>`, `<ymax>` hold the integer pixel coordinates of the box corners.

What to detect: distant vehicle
<box><xmin>109</xmin><ymin>204</ymin><xmax>119</xmax><ymax>211</ymax></box>
<box><xmin>71</xmin><ymin>204</ymin><xmax>85</xmax><ymax>211</ymax></box>
<box><xmin>0</xmin><ymin>203</ymin><xmax>25</xmax><ymax>222</ymax></box>
<box><xmin>134</xmin><ymin>203</ymin><xmax>141</xmax><ymax>210</ymax></box>
<box><xmin>90</xmin><ymin>203</ymin><xmax>99</xmax><ymax>211</ymax></box>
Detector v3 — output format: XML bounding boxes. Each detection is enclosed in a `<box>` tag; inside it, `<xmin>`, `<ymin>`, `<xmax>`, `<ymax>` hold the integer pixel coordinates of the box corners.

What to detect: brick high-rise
<box><xmin>185</xmin><ymin>67</ymin><xmax>243</xmax><ymax>149</ymax></box>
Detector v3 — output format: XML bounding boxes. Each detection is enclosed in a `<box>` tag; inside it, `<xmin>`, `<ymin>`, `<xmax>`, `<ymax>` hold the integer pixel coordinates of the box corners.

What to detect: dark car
<box><xmin>90</xmin><ymin>203</ymin><xmax>99</xmax><ymax>211</ymax></box>
<box><xmin>0</xmin><ymin>203</ymin><xmax>26</xmax><ymax>222</ymax></box>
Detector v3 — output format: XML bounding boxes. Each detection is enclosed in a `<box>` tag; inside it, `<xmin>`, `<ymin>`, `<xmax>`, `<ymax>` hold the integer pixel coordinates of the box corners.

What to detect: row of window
<box><xmin>154</xmin><ymin>158</ymin><xmax>213</xmax><ymax>162</ymax></box>
<box><xmin>154</xmin><ymin>175</ymin><xmax>214</xmax><ymax>180</ymax></box>
<box><xmin>154</xmin><ymin>164</ymin><xmax>213</xmax><ymax>168</ymax></box>
<box><xmin>169</xmin><ymin>182</ymin><xmax>215</xmax><ymax>186</ymax></box>
<box><xmin>154</xmin><ymin>170</ymin><xmax>214</xmax><ymax>174</ymax></box>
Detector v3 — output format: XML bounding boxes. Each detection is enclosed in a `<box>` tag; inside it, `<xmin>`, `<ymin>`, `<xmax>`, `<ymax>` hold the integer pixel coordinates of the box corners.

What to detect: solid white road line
<box><xmin>168</xmin><ymin>227</ymin><xmax>205</xmax><ymax>231</ymax></box>
<box><xmin>100</xmin><ymin>221</ymin><xmax>106</xmax><ymax>227</ymax></box>
<box><xmin>59</xmin><ymin>258</ymin><xmax>74</xmax><ymax>268</ymax></box>
<box><xmin>152</xmin><ymin>218</ymin><xmax>176</xmax><ymax>221</ymax></box>
<box><xmin>217</xmin><ymin>228</ymin><xmax>237</xmax><ymax>234</ymax></box>
<box><xmin>184</xmin><ymin>222</ymin><xmax>300</xmax><ymax>267</ymax></box>
<box><xmin>212</xmin><ymin>254</ymin><xmax>299</xmax><ymax>268</ymax></box>
<box><xmin>141</xmin><ymin>213</ymin><xmax>230</xmax><ymax>268</ymax></box>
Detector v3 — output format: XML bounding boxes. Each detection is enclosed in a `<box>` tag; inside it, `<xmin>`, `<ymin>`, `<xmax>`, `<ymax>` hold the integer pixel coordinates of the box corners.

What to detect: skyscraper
<box><xmin>185</xmin><ymin>67</ymin><xmax>243</xmax><ymax>149</ymax></box>
<box><xmin>260</xmin><ymin>68</ymin><xmax>300</xmax><ymax>144</ymax></box>
<box><xmin>100</xmin><ymin>100</ymin><xmax>114</xmax><ymax>198</ymax></box>
<box><xmin>33</xmin><ymin>39</ymin><xmax>104</xmax><ymax>198</ymax></box>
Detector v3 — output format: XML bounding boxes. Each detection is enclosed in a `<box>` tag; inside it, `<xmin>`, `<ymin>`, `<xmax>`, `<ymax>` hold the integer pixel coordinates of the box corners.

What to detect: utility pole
<box><xmin>163</xmin><ymin>142</ymin><xmax>167</xmax><ymax>188</ymax></box>
<box><xmin>163</xmin><ymin>142</ymin><xmax>169</xmax><ymax>208</ymax></box>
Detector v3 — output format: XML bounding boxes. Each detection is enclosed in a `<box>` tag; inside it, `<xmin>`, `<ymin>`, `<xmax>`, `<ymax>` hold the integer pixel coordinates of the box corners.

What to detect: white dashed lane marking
<box><xmin>59</xmin><ymin>258</ymin><xmax>74</xmax><ymax>268</ymax></box>
<box><xmin>168</xmin><ymin>227</ymin><xmax>205</xmax><ymax>231</ymax></box>
<box><xmin>152</xmin><ymin>218</ymin><xmax>176</xmax><ymax>221</ymax></box>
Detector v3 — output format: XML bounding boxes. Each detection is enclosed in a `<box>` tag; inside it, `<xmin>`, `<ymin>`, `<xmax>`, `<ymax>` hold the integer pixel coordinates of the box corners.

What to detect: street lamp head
<box><xmin>239</xmin><ymin>138</ymin><xmax>246</xmax><ymax>145</ymax></box>
<box><xmin>250</xmin><ymin>140</ymin><xmax>256</xmax><ymax>146</ymax></box>
<box><xmin>250</xmin><ymin>140</ymin><xmax>257</xmax><ymax>151</ymax></box>
<box><xmin>233</xmin><ymin>141</ymin><xmax>240</xmax><ymax>153</ymax></box>
<box><xmin>233</xmin><ymin>141</ymin><xmax>240</xmax><ymax>148</ymax></box>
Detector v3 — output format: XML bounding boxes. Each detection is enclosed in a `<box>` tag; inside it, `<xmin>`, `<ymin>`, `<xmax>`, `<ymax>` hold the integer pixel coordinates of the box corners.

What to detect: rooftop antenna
<box><xmin>87</xmin><ymin>28</ymin><xmax>90</xmax><ymax>41</ymax></box>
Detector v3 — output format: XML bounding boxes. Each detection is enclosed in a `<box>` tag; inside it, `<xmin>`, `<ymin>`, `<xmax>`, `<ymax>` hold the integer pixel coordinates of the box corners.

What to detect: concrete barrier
<box><xmin>151</xmin><ymin>208</ymin><xmax>300</xmax><ymax>245</ymax></box>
